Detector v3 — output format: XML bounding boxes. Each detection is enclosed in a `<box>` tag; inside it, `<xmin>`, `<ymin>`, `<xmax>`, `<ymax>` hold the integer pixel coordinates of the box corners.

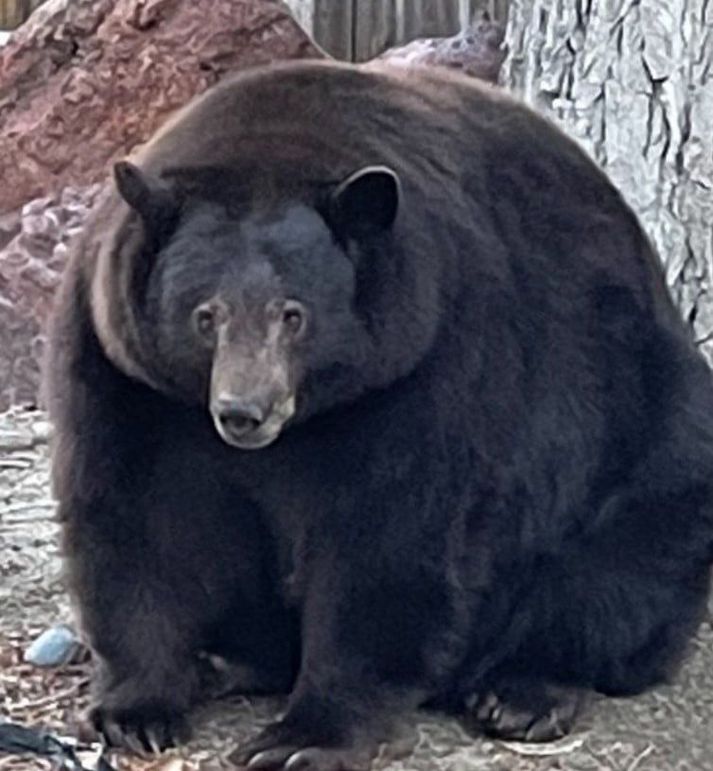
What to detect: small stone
<box><xmin>24</xmin><ymin>624</ymin><xmax>80</xmax><ymax>667</ymax></box>
<box><xmin>31</xmin><ymin>420</ymin><xmax>53</xmax><ymax>443</ymax></box>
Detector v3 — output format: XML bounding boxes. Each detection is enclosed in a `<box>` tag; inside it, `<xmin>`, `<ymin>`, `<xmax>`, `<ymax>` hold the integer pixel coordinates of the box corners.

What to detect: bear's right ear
<box><xmin>113</xmin><ymin>161</ymin><xmax>180</xmax><ymax>239</ymax></box>
<box><xmin>326</xmin><ymin>165</ymin><xmax>401</xmax><ymax>241</ymax></box>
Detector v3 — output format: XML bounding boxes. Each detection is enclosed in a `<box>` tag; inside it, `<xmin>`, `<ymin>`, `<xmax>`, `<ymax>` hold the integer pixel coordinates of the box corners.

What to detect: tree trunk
<box><xmin>501</xmin><ymin>0</ymin><xmax>713</xmax><ymax>362</ymax></box>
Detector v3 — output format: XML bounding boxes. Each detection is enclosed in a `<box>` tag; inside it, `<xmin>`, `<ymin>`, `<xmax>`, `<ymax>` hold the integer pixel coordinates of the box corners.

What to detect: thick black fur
<box><xmin>46</xmin><ymin>60</ymin><xmax>713</xmax><ymax>769</ymax></box>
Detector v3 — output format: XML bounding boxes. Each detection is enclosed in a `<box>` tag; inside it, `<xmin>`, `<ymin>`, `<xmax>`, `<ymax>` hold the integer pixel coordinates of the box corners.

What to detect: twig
<box><xmin>1</xmin><ymin>501</ymin><xmax>56</xmax><ymax>515</ymax></box>
<box><xmin>0</xmin><ymin>460</ymin><xmax>31</xmax><ymax>469</ymax></box>
<box><xmin>499</xmin><ymin>735</ymin><xmax>585</xmax><ymax>756</ymax></box>
<box><xmin>4</xmin><ymin>453</ymin><xmax>43</xmax><ymax>463</ymax></box>
<box><xmin>0</xmin><ymin>758</ymin><xmax>49</xmax><ymax>770</ymax></box>
<box><xmin>0</xmin><ymin>440</ymin><xmax>38</xmax><ymax>452</ymax></box>
<box><xmin>627</xmin><ymin>744</ymin><xmax>654</xmax><ymax>771</ymax></box>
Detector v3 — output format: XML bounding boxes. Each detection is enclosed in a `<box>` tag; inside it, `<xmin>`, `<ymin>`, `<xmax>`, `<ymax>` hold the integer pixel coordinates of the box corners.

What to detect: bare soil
<box><xmin>1</xmin><ymin>406</ymin><xmax>712</xmax><ymax>770</ymax></box>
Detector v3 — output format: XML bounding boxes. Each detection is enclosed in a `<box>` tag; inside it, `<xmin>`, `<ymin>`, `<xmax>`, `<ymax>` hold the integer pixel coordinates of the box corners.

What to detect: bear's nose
<box><xmin>215</xmin><ymin>397</ymin><xmax>265</xmax><ymax>438</ymax></box>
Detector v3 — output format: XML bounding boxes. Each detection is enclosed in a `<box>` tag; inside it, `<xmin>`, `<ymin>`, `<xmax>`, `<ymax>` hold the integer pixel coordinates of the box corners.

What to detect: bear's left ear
<box><xmin>113</xmin><ymin>161</ymin><xmax>181</xmax><ymax>240</ymax></box>
<box><xmin>327</xmin><ymin>165</ymin><xmax>401</xmax><ymax>239</ymax></box>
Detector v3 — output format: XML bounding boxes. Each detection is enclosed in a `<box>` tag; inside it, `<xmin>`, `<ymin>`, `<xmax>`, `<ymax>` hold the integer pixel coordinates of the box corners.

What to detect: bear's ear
<box><xmin>327</xmin><ymin>165</ymin><xmax>400</xmax><ymax>239</ymax></box>
<box><xmin>113</xmin><ymin>161</ymin><xmax>180</xmax><ymax>238</ymax></box>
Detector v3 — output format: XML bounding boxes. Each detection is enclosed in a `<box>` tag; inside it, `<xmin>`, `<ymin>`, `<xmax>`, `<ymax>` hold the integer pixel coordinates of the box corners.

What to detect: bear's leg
<box><xmin>231</xmin><ymin>537</ymin><xmax>465</xmax><ymax>771</ymax></box>
<box><xmin>68</xmin><ymin>458</ymin><xmax>290</xmax><ymax>752</ymax></box>
<box><xmin>62</xmin><ymin>456</ymin><xmax>237</xmax><ymax>752</ymax></box>
<box><xmin>462</xmin><ymin>486</ymin><xmax>712</xmax><ymax>741</ymax></box>
<box><xmin>69</xmin><ymin>471</ymin><xmax>288</xmax><ymax>754</ymax></box>
<box><xmin>61</xmin><ymin>486</ymin><xmax>201</xmax><ymax>752</ymax></box>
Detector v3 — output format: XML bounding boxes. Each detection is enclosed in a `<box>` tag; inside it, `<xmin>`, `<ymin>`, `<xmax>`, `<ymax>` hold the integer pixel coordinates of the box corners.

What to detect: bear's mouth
<box><xmin>212</xmin><ymin>395</ymin><xmax>296</xmax><ymax>450</ymax></box>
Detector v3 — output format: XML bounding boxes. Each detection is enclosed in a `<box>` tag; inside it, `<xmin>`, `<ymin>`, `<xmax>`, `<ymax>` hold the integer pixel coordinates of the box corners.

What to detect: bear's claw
<box><xmin>86</xmin><ymin>700</ymin><xmax>190</xmax><ymax>755</ymax></box>
<box><xmin>230</xmin><ymin>723</ymin><xmax>372</xmax><ymax>771</ymax></box>
<box><xmin>466</xmin><ymin>677</ymin><xmax>583</xmax><ymax>742</ymax></box>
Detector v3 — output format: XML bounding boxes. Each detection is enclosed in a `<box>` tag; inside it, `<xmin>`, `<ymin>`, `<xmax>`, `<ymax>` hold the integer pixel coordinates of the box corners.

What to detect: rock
<box><xmin>0</xmin><ymin>185</ymin><xmax>100</xmax><ymax>410</ymax></box>
<box><xmin>30</xmin><ymin>420</ymin><xmax>53</xmax><ymax>443</ymax></box>
<box><xmin>0</xmin><ymin>0</ymin><xmax>323</xmax><ymax>410</ymax></box>
<box><xmin>23</xmin><ymin>623</ymin><xmax>81</xmax><ymax>667</ymax></box>
<box><xmin>377</xmin><ymin>14</ymin><xmax>507</xmax><ymax>84</ymax></box>
<box><xmin>0</xmin><ymin>0</ymin><xmax>322</xmax><ymax>216</ymax></box>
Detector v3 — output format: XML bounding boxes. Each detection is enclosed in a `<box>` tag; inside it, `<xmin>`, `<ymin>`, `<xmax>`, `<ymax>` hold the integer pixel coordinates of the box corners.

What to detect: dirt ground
<box><xmin>1</xmin><ymin>406</ymin><xmax>712</xmax><ymax>771</ymax></box>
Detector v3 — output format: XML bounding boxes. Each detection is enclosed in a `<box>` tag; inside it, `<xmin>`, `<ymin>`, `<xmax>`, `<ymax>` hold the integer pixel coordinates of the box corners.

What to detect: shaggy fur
<box><xmin>46</xmin><ymin>60</ymin><xmax>713</xmax><ymax>769</ymax></box>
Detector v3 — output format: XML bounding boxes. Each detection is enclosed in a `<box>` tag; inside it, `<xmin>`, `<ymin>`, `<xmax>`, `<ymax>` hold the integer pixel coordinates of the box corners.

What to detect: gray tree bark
<box><xmin>501</xmin><ymin>0</ymin><xmax>713</xmax><ymax>362</ymax></box>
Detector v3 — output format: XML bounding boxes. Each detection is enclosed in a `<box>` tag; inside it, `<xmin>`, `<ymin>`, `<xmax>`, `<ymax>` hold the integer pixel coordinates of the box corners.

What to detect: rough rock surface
<box><xmin>0</xmin><ymin>0</ymin><xmax>323</xmax><ymax>410</ymax></box>
<box><xmin>0</xmin><ymin>0</ymin><xmax>322</xmax><ymax>215</ymax></box>
<box><xmin>377</xmin><ymin>14</ymin><xmax>506</xmax><ymax>84</ymax></box>
<box><xmin>1</xmin><ymin>406</ymin><xmax>712</xmax><ymax>769</ymax></box>
<box><xmin>0</xmin><ymin>186</ymin><xmax>100</xmax><ymax>410</ymax></box>
<box><xmin>501</xmin><ymin>0</ymin><xmax>713</xmax><ymax>365</ymax></box>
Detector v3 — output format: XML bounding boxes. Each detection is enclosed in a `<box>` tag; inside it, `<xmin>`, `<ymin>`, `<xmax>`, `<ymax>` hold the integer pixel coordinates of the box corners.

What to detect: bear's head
<box><xmin>111</xmin><ymin>161</ymin><xmax>438</xmax><ymax>450</ymax></box>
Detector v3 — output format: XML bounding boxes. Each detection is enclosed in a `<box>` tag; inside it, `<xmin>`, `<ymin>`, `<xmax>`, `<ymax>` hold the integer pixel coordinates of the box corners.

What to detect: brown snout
<box><xmin>209</xmin><ymin>322</ymin><xmax>297</xmax><ymax>449</ymax></box>
<box><xmin>211</xmin><ymin>387</ymin><xmax>296</xmax><ymax>450</ymax></box>
<box><xmin>214</xmin><ymin>395</ymin><xmax>267</xmax><ymax>441</ymax></box>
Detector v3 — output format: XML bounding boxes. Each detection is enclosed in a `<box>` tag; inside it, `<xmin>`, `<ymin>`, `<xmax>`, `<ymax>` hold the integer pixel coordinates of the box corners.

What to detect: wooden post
<box><xmin>353</xmin><ymin>0</ymin><xmax>463</xmax><ymax>61</ymax></box>
<box><xmin>284</xmin><ymin>0</ymin><xmax>510</xmax><ymax>63</ymax></box>
<box><xmin>1</xmin><ymin>0</ymin><xmax>49</xmax><ymax>29</ymax></box>
<box><xmin>313</xmin><ymin>0</ymin><xmax>354</xmax><ymax>61</ymax></box>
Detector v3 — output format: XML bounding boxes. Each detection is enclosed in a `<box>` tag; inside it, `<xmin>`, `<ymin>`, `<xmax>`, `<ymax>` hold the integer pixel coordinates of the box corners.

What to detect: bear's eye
<box><xmin>282</xmin><ymin>301</ymin><xmax>307</xmax><ymax>338</ymax></box>
<box><xmin>193</xmin><ymin>305</ymin><xmax>216</xmax><ymax>340</ymax></box>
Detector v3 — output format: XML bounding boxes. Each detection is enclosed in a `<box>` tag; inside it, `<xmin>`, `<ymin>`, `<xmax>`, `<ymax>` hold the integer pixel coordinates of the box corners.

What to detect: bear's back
<box><xmin>136</xmin><ymin>59</ymin><xmax>484</xmax><ymax>184</ymax></box>
<box><xmin>135</xmin><ymin>59</ymin><xmax>607</xmax><ymax>214</ymax></box>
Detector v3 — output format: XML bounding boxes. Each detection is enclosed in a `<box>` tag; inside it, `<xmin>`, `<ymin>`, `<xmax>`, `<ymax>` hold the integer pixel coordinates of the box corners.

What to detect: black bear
<box><xmin>46</xmin><ymin>59</ymin><xmax>713</xmax><ymax>770</ymax></box>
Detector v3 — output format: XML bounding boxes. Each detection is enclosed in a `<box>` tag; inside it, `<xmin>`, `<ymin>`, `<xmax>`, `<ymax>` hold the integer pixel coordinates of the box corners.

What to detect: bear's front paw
<box><xmin>85</xmin><ymin>698</ymin><xmax>191</xmax><ymax>755</ymax></box>
<box><xmin>466</xmin><ymin>676</ymin><xmax>583</xmax><ymax>742</ymax></box>
<box><xmin>229</xmin><ymin>721</ymin><xmax>375</xmax><ymax>771</ymax></box>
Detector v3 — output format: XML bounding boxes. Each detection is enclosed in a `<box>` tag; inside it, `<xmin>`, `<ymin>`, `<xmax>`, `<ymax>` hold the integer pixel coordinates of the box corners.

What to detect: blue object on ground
<box><xmin>24</xmin><ymin>624</ymin><xmax>80</xmax><ymax>667</ymax></box>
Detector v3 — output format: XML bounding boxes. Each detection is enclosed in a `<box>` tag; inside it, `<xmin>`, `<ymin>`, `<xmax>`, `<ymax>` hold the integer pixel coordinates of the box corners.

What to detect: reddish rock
<box><xmin>0</xmin><ymin>0</ymin><xmax>322</xmax><ymax>409</ymax></box>
<box><xmin>0</xmin><ymin>0</ymin><xmax>322</xmax><ymax>216</ymax></box>
<box><xmin>0</xmin><ymin>185</ymin><xmax>101</xmax><ymax>409</ymax></box>
<box><xmin>378</xmin><ymin>14</ymin><xmax>506</xmax><ymax>84</ymax></box>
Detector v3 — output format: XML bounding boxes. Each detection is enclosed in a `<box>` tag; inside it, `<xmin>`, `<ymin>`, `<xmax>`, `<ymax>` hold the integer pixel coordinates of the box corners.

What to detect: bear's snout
<box><xmin>215</xmin><ymin>396</ymin><xmax>265</xmax><ymax>440</ymax></box>
<box><xmin>211</xmin><ymin>390</ymin><xmax>296</xmax><ymax>450</ymax></box>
